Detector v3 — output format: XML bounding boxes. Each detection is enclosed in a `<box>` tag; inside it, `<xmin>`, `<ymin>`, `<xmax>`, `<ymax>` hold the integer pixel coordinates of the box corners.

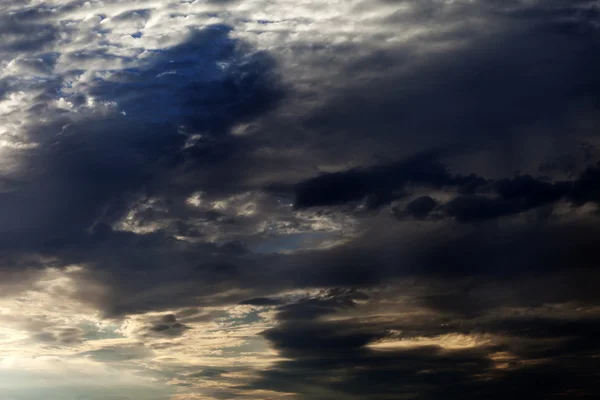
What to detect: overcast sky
<box><xmin>1</xmin><ymin>0</ymin><xmax>600</xmax><ymax>399</ymax></box>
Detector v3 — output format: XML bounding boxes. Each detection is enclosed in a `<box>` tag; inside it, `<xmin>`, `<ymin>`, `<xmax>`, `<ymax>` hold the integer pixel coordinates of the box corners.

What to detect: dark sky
<box><xmin>0</xmin><ymin>0</ymin><xmax>599</xmax><ymax>399</ymax></box>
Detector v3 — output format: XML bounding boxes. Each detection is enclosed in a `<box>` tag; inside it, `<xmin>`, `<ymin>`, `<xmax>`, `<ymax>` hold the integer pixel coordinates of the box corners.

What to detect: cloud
<box><xmin>142</xmin><ymin>314</ymin><xmax>191</xmax><ymax>338</ymax></box>
<box><xmin>31</xmin><ymin>327</ymin><xmax>85</xmax><ymax>345</ymax></box>
<box><xmin>239</xmin><ymin>297</ymin><xmax>283</xmax><ymax>306</ymax></box>
<box><xmin>394</xmin><ymin>195</ymin><xmax>439</xmax><ymax>220</ymax></box>
<box><xmin>274</xmin><ymin>289</ymin><xmax>368</xmax><ymax>321</ymax></box>
<box><xmin>294</xmin><ymin>157</ymin><xmax>600</xmax><ymax>223</ymax></box>
<box><xmin>80</xmin><ymin>345</ymin><xmax>154</xmax><ymax>363</ymax></box>
<box><xmin>292</xmin><ymin>152</ymin><xmax>488</xmax><ymax>208</ymax></box>
<box><xmin>246</xmin><ymin>290</ymin><xmax>600</xmax><ymax>400</ymax></box>
<box><xmin>1</xmin><ymin>0</ymin><xmax>600</xmax><ymax>399</ymax></box>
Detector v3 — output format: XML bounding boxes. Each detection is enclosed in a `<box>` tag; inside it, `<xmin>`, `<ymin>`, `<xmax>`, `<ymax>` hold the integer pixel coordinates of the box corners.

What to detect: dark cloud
<box><xmin>142</xmin><ymin>314</ymin><xmax>191</xmax><ymax>338</ymax></box>
<box><xmin>441</xmin><ymin>174</ymin><xmax>573</xmax><ymax>221</ymax></box>
<box><xmin>248</xmin><ymin>289</ymin><xmax>600</xmax><ymax>400</ymax></box>
<box><xmin>80</xmin><ymin>345</ymin><xmax>154</xmax><ymax>362</ymax></box>
<box><xmin>293</xmin><ymin>153</ymin><xmax>485</xmax><ymax>209</ymax></box>
<box><xmin>394</xmin><ymin>195</ymin><xmax>438</xmax><ymax>220</ymax></box>
<box><xmin>295</xmin><ymin>157</ymin><xmax>600</xmax><ymax>223</ymax></box>
<box><xmin>31</xmin><ymin>327</ymin><xmax>84</xmax><ymax>345</ymax></box>
<box><xmin>440</xmin><ymin>163</ymin><xmax>600</xmax><ymax>222</ymax></box>
<box><xmin>188</xmin><ymin>368</ymin><xmax>227</xmax><ymax>379</ymax></box>
<box><xmin>239</xmin><ymin>297</ymin><xmax>283</xmax><ymax>306</ymax></box>
<box><xmin>0</xmin><ymin>24</ymin><xmax>282</xmax><ymax>254</ymax></box>
<box><xmin>292</xmin><ymin>0</ymin><xmax>600</xmax><ymax>172</ymax></box>
<box><xmin>275</xmin><ymin>289</ymin><xmax>368</xmax><ymax>321</ymax></box>
<box><xmin>88</xmin><ymin>25</ymin><xmax>281</xmax><ymax>131</ymax></box>
<box><xmin>0</xmin><ymin>13</ymin><xmax>58</xmax><ymax>54</ymax></box>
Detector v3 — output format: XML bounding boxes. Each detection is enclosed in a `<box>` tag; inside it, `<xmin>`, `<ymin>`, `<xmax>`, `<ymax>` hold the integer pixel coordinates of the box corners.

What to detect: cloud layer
<box><xmin>1</xmin><ymin>0</ymin><xmax>600</xmax><ymax>399</ymax></box>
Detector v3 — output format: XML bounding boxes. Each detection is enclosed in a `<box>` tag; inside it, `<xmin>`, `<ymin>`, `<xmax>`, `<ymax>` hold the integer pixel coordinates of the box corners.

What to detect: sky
<box><xmin>1</xmin><ymin>0</ymin><xmax>600</xmax><ymax>399</ymax></box>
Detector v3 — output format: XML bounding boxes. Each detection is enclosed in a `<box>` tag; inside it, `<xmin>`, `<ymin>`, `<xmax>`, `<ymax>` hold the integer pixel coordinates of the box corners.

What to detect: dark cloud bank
<box><xmin>1</xmin><ymin>0</ymin><xmax>600</xmax><ymax>398</ymax></box>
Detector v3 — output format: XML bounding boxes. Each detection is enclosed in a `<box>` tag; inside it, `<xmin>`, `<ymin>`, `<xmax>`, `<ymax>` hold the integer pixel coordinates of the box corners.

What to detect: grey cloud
<box><xmin>31</xmin><ymin>327</ymin><xmax>85</xmax><ymax>345</ymax></box>
<box><xmin>80</xmin><ymin>345</ymin><xmax>154</xmax><ymax>362</ymax></box>
<box><xmin>294</xmin><ymin>159</ymin><xmax>600</xmax><ymax>222</ymax></box>
<box><xmin>248</xmin><ymin>288</ymin><xmax>600</xmax><ymax>399</ymax></box>
<box><xmin>293</xmin><ymin>152</ymin><xmax>485</xmax><ymax>209</ymax></box>
<box><xmin>0</xmin><ymin>23</ymin><xmax>282</xmax><ymax>253</ymax></box>
<box><xmin>239</xmin><ymin>297</ymin><xmax>283</xmax><ymax>306</ymax></box>
<box><xmin>144</xmin><ymin>314</ymin><xmax>190</xmax><ymax>338</ymax></box>
<box><xmin>0</xmin><ymin>14</ymin><xmax>58</xmax><ymax>54</ymax></box>
<box><xmin>279</xmin><ymin>0</ymin><xmax>600</xmax><ymax>175</ymax></box>
<box><xmin>394</xmin><ymin>195</ymin><xmax>438</xmax><ymax>220</ymax></box>
<box><xmin>275</xmin><ymin>289</ymin><xmax>368</xmax><ymax>321</ymax></box>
